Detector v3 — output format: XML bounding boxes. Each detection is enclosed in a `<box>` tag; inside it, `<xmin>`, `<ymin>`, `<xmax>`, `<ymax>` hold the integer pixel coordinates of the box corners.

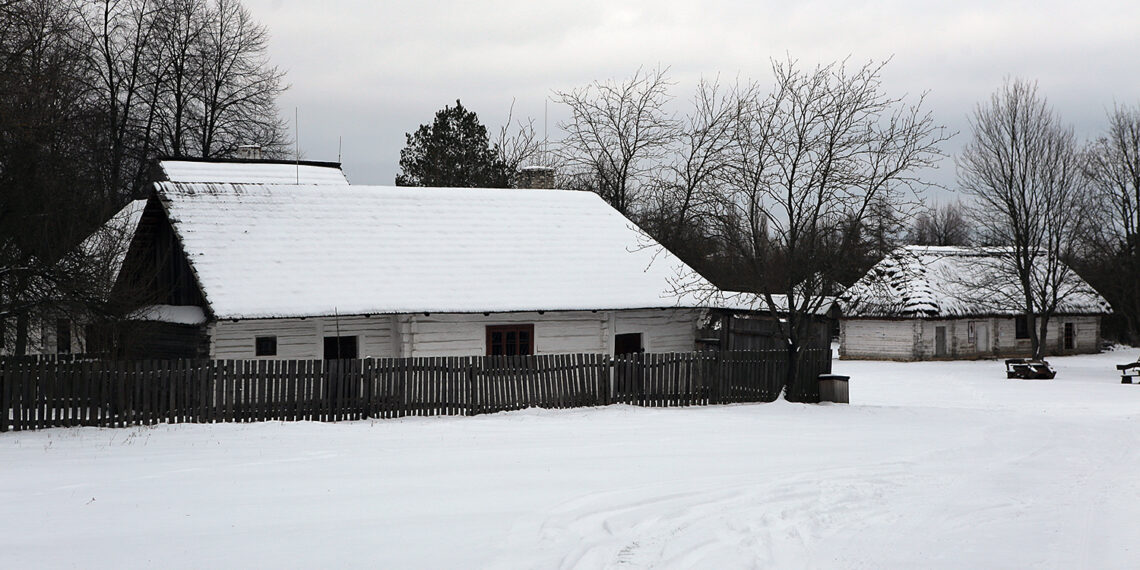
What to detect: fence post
<box><xmin>0</xmin><ymin>360</ymin><xmax>8</xmax><ymax>433</ymax></box>
<box><xmin>601</xmin><ymin>354</ymin><xmax>611</xmax><ymax>406</ymax></box>
<box><xmin>466</xmin><ymin>360</ymin><xmax>477</xmax><ymax>416</ymax></box>
<box><xmin>714</xmin><ymin>350</ymin><xmax>725</xmax><ymax>405</ymax></box>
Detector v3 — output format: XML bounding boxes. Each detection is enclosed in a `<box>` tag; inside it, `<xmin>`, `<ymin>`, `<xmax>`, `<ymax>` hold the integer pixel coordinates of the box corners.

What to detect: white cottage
<box><xmin>110</xmin><ymin>182</ymin><xmax>736</xmax><ymax>360</ymax></box>
<box><xmin>839</xmin><ymin>246</ymin><xmax>1111</xmax><ymax>360</ymax></box>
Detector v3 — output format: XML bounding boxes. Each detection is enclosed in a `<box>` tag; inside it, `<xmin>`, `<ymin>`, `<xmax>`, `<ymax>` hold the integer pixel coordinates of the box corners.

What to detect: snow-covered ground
<box><xmin>4</xmin><ymin>350</ymin><xmax>1140</xmax><ymax>569</ymax></box>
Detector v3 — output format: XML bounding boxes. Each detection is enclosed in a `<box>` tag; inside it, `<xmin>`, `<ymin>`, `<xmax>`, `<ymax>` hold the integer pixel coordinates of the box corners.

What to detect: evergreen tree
<box><xmin>396</xmin><ymin>100</ymin><xmax>512</xmax><ymax>188</ymax></box>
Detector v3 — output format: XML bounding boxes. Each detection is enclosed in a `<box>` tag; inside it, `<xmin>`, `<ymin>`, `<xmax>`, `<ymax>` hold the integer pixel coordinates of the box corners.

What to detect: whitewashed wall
<box><xmin>991</xmin><ymin>315</ymin><xmax>1100</xmax><ymax>355</ymax></box>
<box><xmin>839</xmin><ymin>320</ymin><xmax>920</xmax><ymax>360</ymax></box>
<box><xmin>841</xmin><ymin>315</ymin><xmax>1102</xmax><ymax>360</ymax></box>
<box><xmin>614</xmin><ymin>309</ymin><xmax>702</xmax><ymax>353</ymax></box>
<box><xmin>395</xmin><ymin>312</ymin><xmax>605</xmax><ymax>357</ymax></box>
<box><xmin>210</xmin><ymin>315</ymin><xmax>395</xmax><ymax>359</ymax></box>
<box><xmin>209</xmin><ymin>308</ymin><xmax>702</xmax><ymax>359</ymax></box>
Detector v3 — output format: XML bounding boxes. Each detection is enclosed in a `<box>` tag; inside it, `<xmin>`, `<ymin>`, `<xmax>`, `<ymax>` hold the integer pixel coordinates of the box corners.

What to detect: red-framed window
<box><xmin>486</xmin><ymin>324</ymin><xmax>534</xmax><ymax>356</ymax></box>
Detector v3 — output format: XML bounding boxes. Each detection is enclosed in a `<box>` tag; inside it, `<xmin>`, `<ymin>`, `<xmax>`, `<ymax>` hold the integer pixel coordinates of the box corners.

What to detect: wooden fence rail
<box><xmin>0</xmin><ymin>349</ymin><xmax>830</xmax><ymax>432</ymax></box>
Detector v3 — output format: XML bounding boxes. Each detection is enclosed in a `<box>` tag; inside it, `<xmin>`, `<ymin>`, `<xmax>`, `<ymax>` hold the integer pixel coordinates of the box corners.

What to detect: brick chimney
<box><xmin>517</xmin><ymin>166</ymin><xmax>555</xmax><ymax>189</ymax></box>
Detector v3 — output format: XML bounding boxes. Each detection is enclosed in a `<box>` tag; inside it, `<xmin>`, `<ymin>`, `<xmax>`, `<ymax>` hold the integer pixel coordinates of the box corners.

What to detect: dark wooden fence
<box><xmin>0</xmin><ymin>349</ymin><xmax>830</xmax><ymax>432</ymax></box>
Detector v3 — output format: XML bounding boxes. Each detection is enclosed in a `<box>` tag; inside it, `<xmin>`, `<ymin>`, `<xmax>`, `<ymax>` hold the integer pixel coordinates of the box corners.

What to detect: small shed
<box><xmin>839</xmin><ymin>246</ymin><xmax>1111</xmax><ymax>360</ymax></box>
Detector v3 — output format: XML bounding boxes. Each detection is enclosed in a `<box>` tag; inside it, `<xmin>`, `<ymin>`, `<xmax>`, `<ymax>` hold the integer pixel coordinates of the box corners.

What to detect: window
<box><xmin>255</xmin><ymin>336</ymin><xmax>277</xmax><ymax>356</ymax></box>
<box><xmin>1015</xmin><ymin>315</ymin><xmax>1030</xmax><ymax>340</ymax></box>
<box><xmin>323</xmin><ymin>336</ymin><xmax>358</xmax><ymax>359</ymax></box>
<box><xmin>56</xmin><ymin>319</ymin><xmax>71</xmax><ymax>354</ymax></box>
<box><xmin>614</xmin><ymin>333</ymin><xmax>644</xmax><ymax>355</ymax></box>
<box><xmin>486</xmin><ymin>325</ymin><xmax>534</xmax><ymax>356</ymax></box>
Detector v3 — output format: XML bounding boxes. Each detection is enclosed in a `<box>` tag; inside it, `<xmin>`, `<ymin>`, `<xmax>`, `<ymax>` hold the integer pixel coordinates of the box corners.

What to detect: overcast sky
<box><xmin>246</xmin><ymin>0</ymin><xmax>1140</xmax><ymax>197</ymax></box>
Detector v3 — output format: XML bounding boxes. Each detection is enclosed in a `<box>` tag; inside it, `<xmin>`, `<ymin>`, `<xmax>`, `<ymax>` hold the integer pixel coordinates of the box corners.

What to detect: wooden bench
<box><xmin>1116</xmin><ymin>361</ymin><xmax>1140</xmax><ymax>384</ymax></box>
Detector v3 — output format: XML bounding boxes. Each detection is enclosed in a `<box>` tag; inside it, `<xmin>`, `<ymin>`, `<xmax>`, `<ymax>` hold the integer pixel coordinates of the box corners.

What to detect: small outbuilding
<box><xmin>839</xmin><ymin>246</ymin><xmax>1111</xmax><ymax>360</ymax></box>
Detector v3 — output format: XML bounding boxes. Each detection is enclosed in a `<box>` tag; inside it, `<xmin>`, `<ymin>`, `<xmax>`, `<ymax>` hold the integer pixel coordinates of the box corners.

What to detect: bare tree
<box><xmin>1</xmin><ymin>0</ymin><xmax>290</xmax><ymax>354</ymax></box>
<box><xmin>643</xmin><ymin>78</ymin><xmax>739</xmax><ymax>244</ymax></box>
<box><xmin>907</xmin><ymin>201</ymin><xmax>971</xmax><ymax>246</ymax></box>
<box><xmin>555</xmin><ymin>66</ymin><xmax>678</xmax><ymax>215</ymax></box>
<box><xmin>1082</xmin><ymin>104</ymin><xmax>1140</xmax><ymax>341</ymax></box>
<box><xmin>0</xmin><ymin>0</ymin><xmax>110</xmax><ymax>354</ymax></box>
<box><xmin>193</xmin><ymin>0</ymin><xmax>288</xmax><ymax>158</ymax></box>
<box><xmin>149</xmin><ymin>0</ymin><xmax>208</xmax><ymax>159</ymax></box>
<box><xmin>76</xmin><ymin>0</ymin><xmax>289</xmax><ymax>192</ymax></box>
<box><xmin>959</xmin><ymin>79</ymin><xmax>1092</xmax><ymax>359</ymax></box>
<box><xmin>79</xmin><ymin>0</ymin><xmax>165</xmax><ymax>201</ymax></box>
<box><xmin>494</xmin><ymin>99</ymin><xmax>548</xmax><ymax>177</ymax></box>
<box><xmin>693</xmin><ymin>58</ymin><xmax>948</xmax><ymax>400</ymax></box>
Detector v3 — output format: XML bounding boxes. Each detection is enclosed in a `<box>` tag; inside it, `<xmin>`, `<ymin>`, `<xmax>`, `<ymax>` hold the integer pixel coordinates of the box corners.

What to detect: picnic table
<box><xmin>1005</xmin><ymin>358</ymin><xmax>1056</xmax><ymax>380</ymax></box>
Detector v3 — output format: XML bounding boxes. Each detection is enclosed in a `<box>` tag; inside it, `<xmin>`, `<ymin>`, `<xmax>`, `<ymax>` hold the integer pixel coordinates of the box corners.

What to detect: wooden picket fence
<box><xmin>0</xmin><ymin>349</ymin><xmax>830</xmax><ymax>432</ymax></box>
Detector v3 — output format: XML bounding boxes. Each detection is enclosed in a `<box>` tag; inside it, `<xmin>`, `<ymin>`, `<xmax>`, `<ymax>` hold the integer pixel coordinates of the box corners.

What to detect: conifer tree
<box><xmin>396</xmin><ymin>100</ymin><xmax>512</xmax><ymax>188</ymax></box>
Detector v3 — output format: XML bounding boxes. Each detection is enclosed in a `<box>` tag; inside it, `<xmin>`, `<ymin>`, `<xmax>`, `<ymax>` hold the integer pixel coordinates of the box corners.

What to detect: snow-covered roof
<box><xmin>157</xmin><ymin>159</ymin><xmax>349</xmax><ymax>185</ymax></box>
<box><xmin>841</xmin><ymin>246</ymin><xmax>1111</xmax><ymax>318</ymax></box>
<box><xmin>155</xmin><ymin>183</ymin><xmax>716</xmax><ymax>319</ymax></box>
<box><xmin>79</xmin><ymin>199</ymin><xmax>147</xmax><ymax>286</ymax></box>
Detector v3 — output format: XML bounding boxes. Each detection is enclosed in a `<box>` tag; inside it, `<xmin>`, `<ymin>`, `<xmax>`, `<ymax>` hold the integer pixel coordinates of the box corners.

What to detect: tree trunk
<box><xmin>783</xmin><ymin>341</ymin><xmax>812</xmax><ymax>403</ymax></box>
<box><xmin>14</xmin><ymin>312</ymin><xmax>28</xmax><ymax>356</ymax></box>
<box><xmin>1036</xmin><ymin>317</ymin><xmax>1051</xmax><ymax>360</ymax></box>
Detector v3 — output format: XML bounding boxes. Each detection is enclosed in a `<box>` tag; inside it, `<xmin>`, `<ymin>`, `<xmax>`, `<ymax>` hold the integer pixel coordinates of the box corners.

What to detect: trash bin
<box><xmin>818</xmin><ymin>374</ymin><xmax>849</xmax><ymax>404</ymax></box>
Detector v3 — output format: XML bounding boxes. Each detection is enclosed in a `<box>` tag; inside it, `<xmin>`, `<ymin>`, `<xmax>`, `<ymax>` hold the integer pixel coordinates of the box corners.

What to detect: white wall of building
<box><xmin>209</xmin><ymin>309</ymin><xmax>703</xmax><ymax>360</ymax></box>
<box><xmin>841</xmin><ymin>315</ymin><xmax>1102</xmax><ymax>360</ymax></box>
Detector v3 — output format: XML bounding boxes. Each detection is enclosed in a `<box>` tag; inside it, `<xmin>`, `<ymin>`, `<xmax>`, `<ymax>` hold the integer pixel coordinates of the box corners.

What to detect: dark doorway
<box><xmin>56</xmin><ymin>319</ymin><xmax>71</xmax><ymax>354</ymax></box>
<box><xmin>323</xmin><ymin>336</ymin><xmax>358</xmax><ymax>359</ymax></box>
<box><xmin>934</xmin><ymin>326</ymin><xmax>947</xmax><ymax>357</ymax></box>
<box><xmin>1063</xmin><ymin>323</ymin><xmax>1075</xmax><ymax>350</ymax></box>
<box><xmin>615</xmin><ymin>333</ymin><xmax>643</xmax><ymax>355</ymax></box>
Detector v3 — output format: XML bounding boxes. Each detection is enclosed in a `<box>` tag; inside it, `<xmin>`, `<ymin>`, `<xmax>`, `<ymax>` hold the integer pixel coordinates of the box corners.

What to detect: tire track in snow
<box><xmin>490</xmin><ymin>462</ymin><xmax>915</xmax><ymax>569</ymax></box>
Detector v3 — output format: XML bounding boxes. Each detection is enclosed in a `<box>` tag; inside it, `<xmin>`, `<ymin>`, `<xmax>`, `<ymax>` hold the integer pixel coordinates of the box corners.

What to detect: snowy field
<box><xmin>4</xmin><ymin>350</ymin><xmax>1140</xmax><ymax>569</ymax></box>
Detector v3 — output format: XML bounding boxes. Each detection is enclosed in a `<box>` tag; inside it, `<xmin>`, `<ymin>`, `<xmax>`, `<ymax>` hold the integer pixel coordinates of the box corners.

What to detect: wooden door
<box><xmin>935</xmin><ymin>326</ymin><xmax>947</xmax><ymax>357</ymax></box>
